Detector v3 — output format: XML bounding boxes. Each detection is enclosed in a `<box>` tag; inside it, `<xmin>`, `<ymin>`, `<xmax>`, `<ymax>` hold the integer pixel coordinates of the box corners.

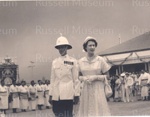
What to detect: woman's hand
<box><xmin>85</xmin><ymin>76</ymin><xmax>93</xmax><ymax>84</ymax></box>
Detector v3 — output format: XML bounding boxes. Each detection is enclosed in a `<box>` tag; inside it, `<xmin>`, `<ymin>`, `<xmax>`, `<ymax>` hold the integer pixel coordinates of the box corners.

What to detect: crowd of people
<box><xmin>0</xmin><ymin>79</ymin><xmax>52</xmax><ymax>114</ymax></box>
<box><xmin>109</xmin><ymin>70</ymin><xmax>150</xmax><ymax>103</ymax></box>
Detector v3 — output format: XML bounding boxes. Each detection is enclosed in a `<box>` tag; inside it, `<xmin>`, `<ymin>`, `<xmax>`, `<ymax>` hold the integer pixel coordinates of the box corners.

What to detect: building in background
<box><xmin>99</xmin><ymin>32</ymin><xmax>150</xmax><ymax>76</ymax></box>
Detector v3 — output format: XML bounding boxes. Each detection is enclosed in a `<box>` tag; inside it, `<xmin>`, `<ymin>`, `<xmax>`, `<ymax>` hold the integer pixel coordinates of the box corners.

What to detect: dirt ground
<box><xmin>4</xmin><ymin>100</ymin><xmax>150</xmax><ymax>117</ymax></box>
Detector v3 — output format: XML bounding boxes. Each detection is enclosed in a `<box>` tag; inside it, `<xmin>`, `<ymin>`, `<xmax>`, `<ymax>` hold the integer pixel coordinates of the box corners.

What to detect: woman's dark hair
<box><xmin>83</xmin><ymin>39</ymin><xmax>98</xmax><ymax>52</ymax></box>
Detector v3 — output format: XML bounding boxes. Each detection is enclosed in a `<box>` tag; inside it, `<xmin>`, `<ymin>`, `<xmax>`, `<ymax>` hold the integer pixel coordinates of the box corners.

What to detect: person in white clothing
<box><xmin>28</xmin><ymin>80</ymin><xmax>37</xmax><ymax>111</ymax></box>
<box><xmin>49</xmin><ymin>36</ymin><xmax>80</xmax><ymax>117</ymax></box>
<box><xmin>36</xmin><ymin>80</ymin><xmax>44</xmax><ymax>110</ymax></box>
<box><xmin>114</xmin><ymin>77</ymin><xmax>122</xmax><ymax>102</ymax></box>
<box><xmin>124</xmin><ymin>72</ymin><xmax>134</xmax><ymax>102</ymax></box>
<box><xmin>77</xmin><ymin>36</ymin><xmax>111</xmax><ymax>116</ymax></box>
<box><xmin>139</xmin><ymin>70</ymin><xmax>150</xmax><ymax>101</ymax></box>
<box><xmin>9</xmin><ymin>81</ymin><xmax>20</xmax><ymax>113</ymax></box>
<box><xmin>120</xmin><ymin>73</ymin><xmax>126</xmax><ymax>102</ymax></box>
<box><xmin>19</xmin><ymin>81</ymin><xmax>29</xmax><ymax>112</ymax></box>
<box><xmin>0</xmin><ymin>80</ymin><xmax>9</xmax><ymax>114</ymax></box>
<box><xmin>44</xmin><ymin>80</ymin><xmax>51</xmax><ymax>109</ymax></box>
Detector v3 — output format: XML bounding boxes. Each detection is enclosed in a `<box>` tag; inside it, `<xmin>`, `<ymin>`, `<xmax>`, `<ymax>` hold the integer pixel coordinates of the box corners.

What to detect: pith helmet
<box><xmin>121</xmin><ymin>73</ymin><xmax>125</xmax><ymax>77</ymax></box>
<box><xmin>55</xmin><ymin>36</ymin><xmax>72</xmax><ymax>49</ymax></box>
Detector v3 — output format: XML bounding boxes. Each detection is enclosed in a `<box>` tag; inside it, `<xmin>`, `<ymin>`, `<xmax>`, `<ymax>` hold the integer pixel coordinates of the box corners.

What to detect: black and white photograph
<box><xmin>0</xmin><ymin>0</ymin><xmax>150</xmax><ymax>116</ymax></box>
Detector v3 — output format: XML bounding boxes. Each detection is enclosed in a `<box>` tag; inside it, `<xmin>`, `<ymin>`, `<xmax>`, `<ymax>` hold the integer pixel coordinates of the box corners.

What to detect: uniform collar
<box><xmin>60</xmin><ymin>54</ymin><xmax>69</xmax><ymax>59</ymax></box>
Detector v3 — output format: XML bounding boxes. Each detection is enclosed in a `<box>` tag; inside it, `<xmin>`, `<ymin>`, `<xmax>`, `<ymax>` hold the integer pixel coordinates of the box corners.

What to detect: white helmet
<box><xmin>55</xmin><ymin>36</ymin><xmax>72</xmax><ymax>49</ymax></box>
<box><xmin>121</xmin><ymin>73</ymin><xmax>125</xmax><ymax>77</ymax></box>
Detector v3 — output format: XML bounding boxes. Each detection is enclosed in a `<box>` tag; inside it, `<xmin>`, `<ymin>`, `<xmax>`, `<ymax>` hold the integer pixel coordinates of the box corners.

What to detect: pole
<box><xmin>28</xmin><ymin>61</ymin><xmax>35</xmax><ymax>80</ymax></box>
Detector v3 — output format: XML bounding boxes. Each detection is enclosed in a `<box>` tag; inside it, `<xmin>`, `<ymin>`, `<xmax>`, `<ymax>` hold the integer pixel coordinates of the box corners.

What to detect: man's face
<box><xmin>21</xmin><ymin>82</ymin><xmax>26</xmax><ymax>86</ymax></box>
<box><xmin>31</xmin><ymin>81</ymin><xmax>34</xmax><ymax>86</ymax></box>
<box><xmin>57</xmin><ymin>45</ymin><xmax>68</xmax><ymax>56</ymax></box>
<box><xmin>38</xmin><ymin>81</ymin><xmax>42</xmax><ymax>85</ymax></box>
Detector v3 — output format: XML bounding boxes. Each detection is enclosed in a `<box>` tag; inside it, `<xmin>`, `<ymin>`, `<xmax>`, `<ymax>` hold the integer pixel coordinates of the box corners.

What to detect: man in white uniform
<box><xmin>124</xmin><ymin>72</ymin><xmax>134</xmax><ymax>102</ymax></box>
<box><xmin>0</xmin><ymin>80</ymin><xmax>8</xmax><ymax>114</ymax></box>
<box><xmin>120</xmin><ymin>73</ymin><xmax>126</xmax><ymax>102</ymax></box>
<box><xmin>28</xmin><ymin>80</ymin><xmax>37</xmax><ymax>111</ymax></box>
<box><xmin>36</xmin><ymin>80</ymin><xmax>44</xmax><ymax>110</ymax></box>
<box><xmin>19</xmin><ymin>81</ymin><xmax>29</xmax><ymax>112</ymax></box>
<box><xmin>139</xmin><ymin>70</ymin><xmax>150</xmax><ymax>101</ymax></box>
<box><xmin>9</xmin><ymin>81</ymin><xmax>20</xmax><ymax>113</ymax></box>
<box><xmin>44</xmin><ymin>80</ymin><xmax>51</xmax><ymax>109</ymax></box>
<box><xmin>49</xmin><ymin>36</ymin><xmax>80</xmax><ymax>117</ymax></box>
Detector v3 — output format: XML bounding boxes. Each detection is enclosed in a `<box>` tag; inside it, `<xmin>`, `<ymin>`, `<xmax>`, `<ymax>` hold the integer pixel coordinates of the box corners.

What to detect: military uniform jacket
<box><xmin>50</xmin><ymin>54</ymin><xmax>80</xmax><ymax>101</ymax></box>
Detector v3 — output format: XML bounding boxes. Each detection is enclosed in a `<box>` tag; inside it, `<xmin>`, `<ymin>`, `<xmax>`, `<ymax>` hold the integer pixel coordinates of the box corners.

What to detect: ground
<box><xmin>4</xmin><ymin>101</ymin><xmax>150</xmax><ymax>117</ymax></box>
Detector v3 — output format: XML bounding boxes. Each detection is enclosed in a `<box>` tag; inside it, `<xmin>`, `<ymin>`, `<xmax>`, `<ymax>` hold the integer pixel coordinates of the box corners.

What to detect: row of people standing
<box><xmin>0</xmin><ymin>79</ymin><xmax>51</xmax><ymax>114</ymax></box>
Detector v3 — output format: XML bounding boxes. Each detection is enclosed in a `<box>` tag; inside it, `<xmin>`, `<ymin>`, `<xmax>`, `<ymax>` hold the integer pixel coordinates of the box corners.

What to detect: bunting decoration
<box><xmin>105</xmin><ymin>52</ymin><xmax>150</xmax><ymax>66</ymax></box>
<box><xmin>105</xmin><ymin>52</ymin><xmax>133</xmax><ymax>66</ymax></box>
<box><xmin>134</xmin><ymin>52</ymin><xmax>150</xmax><ymax>63</ymax></box>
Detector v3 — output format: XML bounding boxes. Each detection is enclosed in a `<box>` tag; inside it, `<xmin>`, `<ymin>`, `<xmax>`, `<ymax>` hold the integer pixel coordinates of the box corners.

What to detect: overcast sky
<box><xmin>0</xmin><ymin>0</ymin><xmax>150</xmax><ymax>82</ymax></box>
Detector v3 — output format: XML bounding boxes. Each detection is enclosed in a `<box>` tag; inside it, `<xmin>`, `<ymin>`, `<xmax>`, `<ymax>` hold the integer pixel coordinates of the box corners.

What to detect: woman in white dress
<box><xmin>78</xmin><ymin>36</ymin><xmax>111</xmax><ymax>116</ymax></box>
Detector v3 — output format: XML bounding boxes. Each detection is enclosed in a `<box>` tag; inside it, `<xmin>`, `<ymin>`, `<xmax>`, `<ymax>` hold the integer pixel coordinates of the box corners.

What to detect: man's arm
<box><xmin>49</xmin><ymin>61</ymin><xmax>55</xmax><ymax>105</ymax></box>
<box><xmin>72</xmin><ymin>60</ymin><xmax>80</xmax><ymax>104</ymax></box>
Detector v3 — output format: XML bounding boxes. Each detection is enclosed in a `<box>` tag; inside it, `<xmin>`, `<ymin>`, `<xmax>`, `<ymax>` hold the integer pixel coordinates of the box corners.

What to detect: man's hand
<box><xmin>49</xmin><ymin>96</ymin><xmax>53</xmax><ymax>105</ymax></box>
<box><xmin>74</xmin><ymin>96</ymin><xmax>79</xmax><ymax>105</ymax></box>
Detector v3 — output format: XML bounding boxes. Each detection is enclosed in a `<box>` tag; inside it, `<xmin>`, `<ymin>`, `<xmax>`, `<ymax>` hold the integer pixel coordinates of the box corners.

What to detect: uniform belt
<box><xmin>45</xmin><ymin>90</ymin><xmax>49</xmax><ymax>94</ymax></box>
<box><xmin>0</xmin><ymin>92</ymin><xmax>7</xmax><ymax>96</ymax></box>
<box><xmin>30</xmin><ymin>92</ymin><xmax>36</xmax><ymax>95</ymax></box>
<box><xmin>20</xmin><ymin>93</ymin><xmax>28</xmax><ymax>99</ymax></box>
<box><xmin>37</xmin><ymin>90</ymin><xmax>43</xmax><ymax>92</ymax></box>
<box><xmin>30</xmin><ymin>92</ymin><xmax>36</xmax><ymax>100</ymax></box>
<box><xmin>11</xmin><ymin>92</ymin><xmax>19</xmax><ymax>98</ymax></box>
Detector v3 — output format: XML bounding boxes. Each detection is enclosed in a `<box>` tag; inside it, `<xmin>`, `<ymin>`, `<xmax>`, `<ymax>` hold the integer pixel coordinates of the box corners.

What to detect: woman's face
<box><xmin>86</xmin><ymin>41</ymin><xmax>96</xmax><ymax>54</ymax></box>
